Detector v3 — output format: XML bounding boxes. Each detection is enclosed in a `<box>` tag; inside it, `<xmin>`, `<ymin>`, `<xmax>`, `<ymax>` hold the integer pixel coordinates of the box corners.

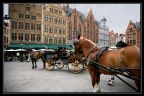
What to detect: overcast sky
<box><xmin>3</xmin><ymin>4</ymin><xmax>140</xmax><ymax>34</ymax></box>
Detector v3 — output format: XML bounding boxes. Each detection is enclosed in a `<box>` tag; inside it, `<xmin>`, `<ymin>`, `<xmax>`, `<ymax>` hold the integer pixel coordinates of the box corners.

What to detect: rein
<box><xmin>83</xmin><ymin>59</ymin><xmax>140</xmax><ymax>80</ymax></box>
<box><xmin>83</xmin><ymin>59</ymin><xmax>140</xmax><ymax>92</ymax></box>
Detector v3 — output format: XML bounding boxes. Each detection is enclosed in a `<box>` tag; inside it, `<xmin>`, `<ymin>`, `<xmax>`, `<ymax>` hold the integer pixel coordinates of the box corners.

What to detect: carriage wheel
<box><xmin>83</xmin><ymin>64</ymin><xmax>87</xmax><ymax>70</ymax></box>
<box><xmin>68</xmin><ymin>58</ymin><xmax>84</xmax><ymax>74</ymax></box>
<box><xmin>45</xmin><ymin>59</ymin><xmax>55</xmax><ymax>71</ymax></box>
<box><xmin>55</xmin><ymin>59</ymin><xmax>64</xmax><ymax>69</ymax></box>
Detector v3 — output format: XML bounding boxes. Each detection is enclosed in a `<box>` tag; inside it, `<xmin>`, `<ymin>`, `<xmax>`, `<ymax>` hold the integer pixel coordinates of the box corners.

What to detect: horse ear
<box><xmin>78</xmin><ymin>33</ymin><xmax>81</xmax><ymax>40</ymax></box>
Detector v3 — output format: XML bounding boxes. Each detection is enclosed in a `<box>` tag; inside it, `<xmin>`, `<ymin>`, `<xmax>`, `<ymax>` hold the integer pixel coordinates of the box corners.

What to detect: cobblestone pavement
<box><xmin>3</xmin><ymin>61</ymin><xmax>138</xmax><ymax>93</ymax></box>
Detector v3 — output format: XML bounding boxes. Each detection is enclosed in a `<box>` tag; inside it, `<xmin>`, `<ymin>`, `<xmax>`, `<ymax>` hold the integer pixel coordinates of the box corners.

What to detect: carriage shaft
<box><xmin>91</xmin><ymin>61</ymin><xmax>140</xmax><ymax>81</ymax></box>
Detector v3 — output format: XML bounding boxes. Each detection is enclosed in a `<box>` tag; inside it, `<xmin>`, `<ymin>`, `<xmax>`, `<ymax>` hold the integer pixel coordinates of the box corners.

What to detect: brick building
<box><xmin>9</xmin><ymin>4</ymin><xmax>43</xmax><ymax>44</ymax></box>
<box><xmin>63</xmin><ymin>5</ymin><xmax>85</xmax><ymax>45</ymax></box>
<box><xmin>8</xmin><ymin>4</ymin><xmax>69</xmax><ymax>49</ymax></box>
<box><xmin>125</xmin><ymin>20</ymin><xmax>140</xmax><ymax>46</ymax></box>
<box><xmin>43</xmin><ymin>4</ymin><xmax>68</xmax><ymax>44</ymax></box>
<box><xmin>108</xmin><ymin>30</ymin><xmax>118</xmax><ymax>47</ymax></box>
<box><xmin>63</xmin><ymin>5</ymin><xmax>99</xmax><ymax>46</ymax></box>
<box><xmin>84</xmin><ymin>9</ymin><xmax>99</xmax><ymax>43</ymax></box>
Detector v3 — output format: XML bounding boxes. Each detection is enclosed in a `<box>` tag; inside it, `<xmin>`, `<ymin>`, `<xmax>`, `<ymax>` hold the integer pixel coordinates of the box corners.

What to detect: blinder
<box><xmin>73</xmin><ymin>40</ymin><xmax>80</xmax><ymax>46</ymax></box>
<box><xmin>74</xmin><ymin>39</ymin><xmax>84</xmax><ymax>55</ymax></box>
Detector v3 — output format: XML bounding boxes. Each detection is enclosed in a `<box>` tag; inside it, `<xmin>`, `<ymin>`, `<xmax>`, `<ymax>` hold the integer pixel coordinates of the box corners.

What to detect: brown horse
<box><xmin>74</xmin><ymin>35</ymin><xmax>141</xmax><ymax>92</ymax></box>
<box><xmin>108</xmin><ymin>41</ymin><xmax>129</xmax><ymax>86</ymax></box>
<box><xmin>26</xmin><ymin>48</ymin><xmax>47</xmax><ymax>69</ymax></box>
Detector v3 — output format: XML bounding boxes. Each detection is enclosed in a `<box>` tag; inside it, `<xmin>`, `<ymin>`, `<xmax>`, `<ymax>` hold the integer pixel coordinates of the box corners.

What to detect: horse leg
<box><xmin>35</xmin><ymin>60</ymin><xmax>37</xmax><ymax>68</ymax></box>
<box><xmin>32</xmin><ymin>60</ymin><xmax>34</xmax><ymax>69</ymax></box>
<box><xmin>42</xmin><ymin>60</ymin><xmax>45</xmax><ymax>69</ymax></box>
<box><xmin>108</xmin><ymin>75</ymin><xmax>115</xmax><ymax>86</ymax></box>
<box><xmin>129</xmin><ymin>69</ymin><xmax>141</xmax><ymax>92</ymax></box>
<box><xmin>88</xmin><ymin>66</ymin><xmax>101</xmax><ymax>92</ymax></box>
<box><xmin>93</xmin><ymin>71</ymin><xmax>101</xmax><ymax>92</ymax></box>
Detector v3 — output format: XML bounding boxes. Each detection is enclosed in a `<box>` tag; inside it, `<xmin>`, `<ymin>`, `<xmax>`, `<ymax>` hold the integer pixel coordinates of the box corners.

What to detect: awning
<box><xmin>7</xmin><ymin>43</ymin><xmax>46</xmax><ymax>49</ymax></box>
<box><xmin>7</xmin><ymin>43</ymin><xmax>73</xmax><ymax>50</ymax></box>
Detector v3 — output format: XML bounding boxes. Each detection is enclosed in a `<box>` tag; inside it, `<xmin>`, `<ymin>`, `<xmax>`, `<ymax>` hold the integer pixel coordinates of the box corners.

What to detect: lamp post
<box><xmin>20</xmin><ymin>42</ymin><xmax>23</xmax><ymax>62</ymax></box>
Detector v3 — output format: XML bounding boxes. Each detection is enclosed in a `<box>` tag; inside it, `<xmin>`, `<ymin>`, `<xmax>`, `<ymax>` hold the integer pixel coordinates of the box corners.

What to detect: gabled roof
<box><xmin>63</xmin><ymin>6</ymin><xmax>102</xmax><ymax>25</ymax></box>
<box><xmin>63</xmin><ymin>6</ymin><xmax>73</xmax><ymax>17</ymax></box>
<box><xmin>77</xmin><ymin>11</ymin><xmax>86</xmax><ymax>22</ymax></box>
<box><xmin>63</xmin><ymin>6</ymin><xmax>86</xmax><ymax>22</ymax></box>
<box><xmin>108</xmin><ymin>30</ymin><xmax>114</xmax><ymax>35</ymax></box>
<box><xmin>129</xmin><ymin>20</ymin><xmax>140</xmax><ymax>30</ymax></box>
<box><xmin>86</xmin><ymin>9</ymin><xmax>95</xmax><ymax>20</ymax></box>
<box><xmin>134</xmin><ymin>22</ymin><xmax>140</xmax><ymax>30</ymax></box>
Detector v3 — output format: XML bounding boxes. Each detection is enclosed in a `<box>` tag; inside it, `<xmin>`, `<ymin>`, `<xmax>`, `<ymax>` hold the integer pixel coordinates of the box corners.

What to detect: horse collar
<box><xmin>86</xmin><ymin>45</ymin><xmax>97</xmax><ymax>58</ymax></box>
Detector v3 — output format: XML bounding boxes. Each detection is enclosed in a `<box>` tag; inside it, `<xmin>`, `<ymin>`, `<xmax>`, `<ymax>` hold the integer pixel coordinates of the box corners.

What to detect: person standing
<box><xmin>116</xmin><ymin>34</ymin><xmax>128</xmax><ymax>48</ymax></box>
<box><xmin>119</xmin><ymin>34</ymin><xmax>124</xmax><ymax>42</ymax></box>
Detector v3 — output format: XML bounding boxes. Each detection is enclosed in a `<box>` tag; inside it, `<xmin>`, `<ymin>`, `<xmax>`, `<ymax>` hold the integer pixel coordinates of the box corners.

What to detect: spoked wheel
<box><xmin>55</xmin><ymin>59</ymin><xmax>64</xmax><ymax>69</ymax></box>
<box><xmin>83</xmin><ymin>64</ymin><xmax>87</xmax><ymax>70</ymax></box>
<box><xmin>45</xmin><ymin>59</ymin><xmax>55</xmax><ymax>71</ymax></box>
<box><xmin>68</xmin><ymin>57</ymin><xmax>84</xmax><ymax>74</ymax></box>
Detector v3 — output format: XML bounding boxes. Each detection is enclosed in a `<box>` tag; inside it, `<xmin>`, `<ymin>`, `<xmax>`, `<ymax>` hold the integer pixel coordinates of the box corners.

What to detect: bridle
<box><xmin>74</xmin><ymin>38</ymin><xmax>97</xmax><ymax>59</ymax></box>
<box><xmin>86</xmin><ymin>45</ymin><xmax>97</xmax><ymax>58</ymax></box>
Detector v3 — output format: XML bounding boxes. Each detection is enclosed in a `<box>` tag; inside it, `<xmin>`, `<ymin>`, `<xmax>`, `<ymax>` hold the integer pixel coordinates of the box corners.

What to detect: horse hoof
<box><xmin>107</xmin><ymin>82</ymin><xmax>114</xmax><ymax>86</ymax></box>
<box><xmin>93</xmin><ymin>89</ymin><xmax>101</xmax><ymax>92</ymax></box>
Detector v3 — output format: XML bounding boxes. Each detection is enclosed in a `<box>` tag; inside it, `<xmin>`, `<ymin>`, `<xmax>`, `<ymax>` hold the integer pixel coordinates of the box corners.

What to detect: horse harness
<box><xmin>84</xmin><ymin>46</ymin><xmax>109</xmax><ymax>77</ymax></box>
<box><xmin>83</xmin><ymin>46</ymin><xmax>131</xmax><ymax>77</ymax></box>
<box><xmin>76</xmin><ymin>39</ymin><xmax>140</xmax><ymax>92</ymax></box>
<box><xmin>84</xmin><ymin>46</ymin><xmax>108</xmax><ymax>64</ymax></box>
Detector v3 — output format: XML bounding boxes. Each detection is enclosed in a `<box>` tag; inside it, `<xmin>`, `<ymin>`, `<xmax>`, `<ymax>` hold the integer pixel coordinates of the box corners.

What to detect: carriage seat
<box><xmin>95</xmin><ymin>47</ymin><xmax>109</xmax><ymax>62</ymax></box>
<box><xmin>52</xmin><ymin>56</ymin><xmax>59</xmax><ymax>60</ymax></box>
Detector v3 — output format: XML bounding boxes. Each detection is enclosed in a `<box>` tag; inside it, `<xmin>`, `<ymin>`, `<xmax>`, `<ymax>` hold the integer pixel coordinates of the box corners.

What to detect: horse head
<box><xmin>74</xmin><ymin>34</ymin><xmax>97</xmax><ymax>58</ymax></box>
<box><xmin>73</xmin><ymin>34</ymin><xmax>83</xmax><ymax>54</ymax></box>
<box><xmin>26</xmin><ymin>48</ymin><xmax>33</xmax><ymax>54</ymax></box>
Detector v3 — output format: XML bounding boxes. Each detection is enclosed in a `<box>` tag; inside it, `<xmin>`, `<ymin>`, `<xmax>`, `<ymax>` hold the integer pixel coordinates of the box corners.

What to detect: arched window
<box><xmin>54</xmin><ymin>37</ymin><xmax>57</xmax><ymax>44</ymax></box>
<box><xmin>58</xmin><ymin>38</ymin><xmax>62</xmax><ymax>44</ymax></box>
<box><xmin>74</xmin><ymin>15</ymin><xmax>77</xmax><ymax>28</ymax></box>
<box><xmin>79</xmin><ymin>24</ymin><xmax>81</xmax><ymax>33</ymax></box>
<box><xmin>49</xmin><ymin>38</ymin><xmax>53</xmax><ymax>44</ymax></box>
<box><xmin>63</xmin><ymin>38</ymin><xmax>65</xmax><ymax>44</ymax></box>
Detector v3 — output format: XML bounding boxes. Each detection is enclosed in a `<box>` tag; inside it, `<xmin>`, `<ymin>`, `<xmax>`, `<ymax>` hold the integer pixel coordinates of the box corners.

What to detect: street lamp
<box><xmin>20</xmin><ymin>42</ymin><xmax>23</xmax><ymax>62</ymax></box>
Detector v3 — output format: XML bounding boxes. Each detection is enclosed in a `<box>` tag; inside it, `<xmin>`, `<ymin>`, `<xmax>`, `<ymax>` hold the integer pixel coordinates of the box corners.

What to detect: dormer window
<box><xmin>26</xmin><ymin>7</ymin><xmax>30</xmax><ymax>11</ymax></box>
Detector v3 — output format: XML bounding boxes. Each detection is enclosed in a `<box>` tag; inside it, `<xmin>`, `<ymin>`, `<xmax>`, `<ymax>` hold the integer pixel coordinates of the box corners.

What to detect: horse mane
<box><xmin>80</xmin><ymin>37</ymin><xmax>96</xmax><ymax>47</ymax></box>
